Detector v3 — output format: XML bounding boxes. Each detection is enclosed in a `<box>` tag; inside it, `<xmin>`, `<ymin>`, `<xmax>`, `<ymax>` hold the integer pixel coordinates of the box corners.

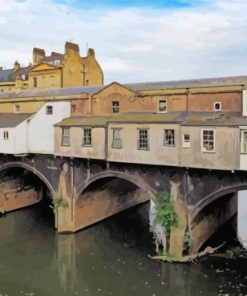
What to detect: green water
<box><xmin>0</xmin><ymin>202</ymin><xmax>246</xmax><ymax>296</ymax></box>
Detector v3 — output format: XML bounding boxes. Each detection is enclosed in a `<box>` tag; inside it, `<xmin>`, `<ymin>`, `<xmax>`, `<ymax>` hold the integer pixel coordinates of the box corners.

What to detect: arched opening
<box><xmin>74</xmin><ymin>174</ymin><xmax>153</xmax><ymax>251</ymax></box>
<box><xmin>0</xmin><ymin>164</ymin><xmax>54</xmax><ymax>228</ymax></box>
<box><xmin>189</xmin><ymin>187</ymin><xmax>246</xmax><ymax>253</ymax></box>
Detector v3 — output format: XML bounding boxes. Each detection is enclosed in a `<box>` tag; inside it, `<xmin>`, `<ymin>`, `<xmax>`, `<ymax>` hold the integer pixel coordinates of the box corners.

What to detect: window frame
<box><xmin>33</xmin><ymin>77</ymin><xmax>37</xmax><ymax>88</ymax></box>
<box><xmin>214</xmin><ymin>101</ymin><xmax>222</xmax><ymax>111</ymax></box>
<box><xmin>164</xmin><ymin>129</ymin><xmax>175</xmax><ymax>147</ymax></box>
<box><xmin>61</xmin><ymin>127</ymin><xmax>70</xmax><ymax>146</ymax></box>
<box><xmin>201</xmin><ymin>128</ymin><xmax>215</xmax><ymax>153</ymax></box>
<box><xmin>112</xmin><ymin>101</ymin><xmax>120</xmax><ymax>113</ymax></box>
<box><xmin>46</xmin><ymin>105</ymin><xmax>53</xmax><ymax>115</ymax></box>
<box><xmin>112</xmin><ymin>128</ymin><xmax>122</xmax><ymax>149</ymax></box>
<box><xmin>14</xmin><ymin>104</ymin><xmax>20</xmax><ymax>113</ymax></box>
<box><xmin>137</xmin><ymin>128</ymin><xmax>149</xmax><ymax>150</ymax></box>
<box><xmin>3</xmin><ymin>130</ymin><xmax>9</xmax><ymax>140</ymax></box>
<box><xmin>182</xmin><ymin>133</ymin><xmax>191</xmax><ymax>148</ymax></box>
<box><xmin>158</xmin><ymin>99</ymin><xmax>167</xmax><ymax>113</ymax></box>
<box><xmin>82</xmin><ymin>127</ymin><xmax>92</xmax><ymax>147</ymax></box>
<box><xmin>241</xmin><ymin>130</ymin><xmax>247</xmax><ymax>154</ymax></box>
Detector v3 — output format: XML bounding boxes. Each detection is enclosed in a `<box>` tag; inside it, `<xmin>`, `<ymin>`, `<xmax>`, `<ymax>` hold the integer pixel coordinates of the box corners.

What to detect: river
<box><xmin>0</xmin><ymin>200</ymin><xmax>246</xmax><ymax>296</ymax></box>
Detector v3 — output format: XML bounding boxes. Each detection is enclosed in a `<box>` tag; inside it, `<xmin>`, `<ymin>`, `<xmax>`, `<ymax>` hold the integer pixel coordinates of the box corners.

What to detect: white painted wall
<box><xmin>242</xmin><ymin>90</ymin><xmax>247</xmax><ymax>116</ymax></box>
<box><xmin>239</xmin><ymin>126</ymin><xmax>247</xmax><ymax>171</ymax></box>
<box><xmin>28</xmin><ymin>101</ymin><xmax>71</xmax><ymax>154</ymax></box>
<box><xmin>0</xmin><ymin>120</ymin><xmax>29</xmax><ymax>154</ymax></box>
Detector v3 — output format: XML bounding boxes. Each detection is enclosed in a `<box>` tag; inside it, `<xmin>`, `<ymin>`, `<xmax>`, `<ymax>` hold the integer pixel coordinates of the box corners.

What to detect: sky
<box><xmin>1</xmin><ymin>0</ymin><xmax>247</xmax><ymax>84</ymax></box>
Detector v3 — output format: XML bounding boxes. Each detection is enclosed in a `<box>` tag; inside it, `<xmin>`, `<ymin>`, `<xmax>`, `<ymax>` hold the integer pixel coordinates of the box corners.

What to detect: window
<box><xmin>182</xmin><ymin>133</ymin><xmax>191</xmax><ymax>148</ymax></box>
<box><xmin>164</xmin><ymin>129</ymin><xmax>175</xmax><ymax>146</ymax></box>
<box><xmin>3</xmin><ymin>131</ymin><xmax>8</xmax><ymax>140</ymax></box>
<box><xmin>158</xmin><ymin>99</ymin><xmax>167</xmax><ymax>113</ymax></box>
<box><xmin>112</xmin><ymin>129</ymin><xmax>122</xmax><ymax>149</ymax></box>
<box><xmin>42</xmin><ymin>77</ymin><xmax>46</xmax><ymax>88</ymax></box>
<box><xmin>112</xmin><ymin>101</ymin><xmax>120</xmax><ymax>113</ymax></box>
<box><xmin>214</xmin><ymin>102</ymin><xmax>221</xmax><ymax>111</ymax></box>
<box><xmin>61</xmin><ymin>128</ymin><xmax>70</xmax><ymax>146</ymax></box>
<box><xmin>14</xmin><ymin>104</ymin><xmax>20</xmax><ymax>113</ymax></box>
<box><xmin>138</xmin><ymin>129</ymin><xmax>149</xmax><ymax>150</ymax></box>
<box><xmin>241</xmin><ymin>131</ymin><xmax>247</xmax><ymax>153</ymax></box>
<box><xmin>33</xmin><ymin>77</ymin><xmax>37</xmax><ymax>87</ymax></box>
<box><xmin>86</xmin><ymin>80</ymin><xmax>89</xmax><ymax>86</ymax></box>
<box><xmin>201</xmin><ymin>129</ymin><xmax>215</xmax><ymax>152</ymax></box>
<box><xmin>71</xmin><ymin>104</ymin><xmax>76</xmax><ymax>114</ymax></box>
<box><xmin>83</xmin><ymin>128</ymin><xmax>92</xmax><ymax>146</ymax></box>
<box><xmin>46</xmin><ymin>105</ymin><xmax>53</xmax><ymax>115</ymax></box>
<box><xmin>54</xmin><ymin>60</ymin><xmax>60</xmax><ymax>66</ymax></box>
<box><xmin>50</xmin><ymin>76</ymin><xmax>55</xmax><ymax>87</ymax></box>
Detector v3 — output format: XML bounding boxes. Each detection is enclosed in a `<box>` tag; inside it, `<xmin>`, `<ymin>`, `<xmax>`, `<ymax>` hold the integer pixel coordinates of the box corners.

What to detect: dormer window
<box><xmin>158</xmin><ymin>99</ymin><xmax>167</xmax><ymax>113</ymax></box>
<box><xmin>214</xmin><ymin>102</ymin><xmax>221</xmax><ymax>111</ymax></box>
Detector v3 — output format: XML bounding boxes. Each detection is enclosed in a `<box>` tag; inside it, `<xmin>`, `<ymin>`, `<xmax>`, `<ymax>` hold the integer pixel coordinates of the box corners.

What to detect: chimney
<box><xmin>33</xmin><ymin>47</ymin><xmax>45</xmax><ymax>65</ymax></box>
<box><xmin>13</xmin><ymin>61</ymin><xmax>20</xmax><ymax>72</ymax></box>
<box><xmin>65</xmin><ymin>41</ymin><xmax>80</xmax><ymax>54</ymax></box>
<box><xmin>87</xmin><ymin>48</ymin><xmax>95</xmax><ymax>58</ymax></box>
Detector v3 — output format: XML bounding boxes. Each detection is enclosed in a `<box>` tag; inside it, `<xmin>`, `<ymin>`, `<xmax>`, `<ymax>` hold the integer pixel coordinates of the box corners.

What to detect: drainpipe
<box><xmin>70</xmin><ymin>159</ymin><xmax>74</xmax><ymax>223</ymax></box>
<box><xmin>88</xmin><ymin>94</ymin><xmax>92</xmax><ymax>114</ymax></box>
<box><xmin>186</xmin><ymin>88</ymin><xmax>190</xmax><ymax>112</ymax></box>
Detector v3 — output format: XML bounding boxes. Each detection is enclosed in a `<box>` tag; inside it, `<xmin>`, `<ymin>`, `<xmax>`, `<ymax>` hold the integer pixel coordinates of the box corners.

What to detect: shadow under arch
<box><xmin>76</xmin><ymin>170</ymin><xmax>156</xmax><ymax>200</ymax></box>
<box><xmin>189</xmin><ymin>184</ymin><xmax>243</xmax><ymax>252</ymax></box>
<box><xmin>0</xmin><ymin>161</ymin><xmax>55</xmax><ymax>195</ymax></box>
<box><xmin>189</xmin><ymin>184</ymin><xmax>247</xmax><ymax>223</ymax></box>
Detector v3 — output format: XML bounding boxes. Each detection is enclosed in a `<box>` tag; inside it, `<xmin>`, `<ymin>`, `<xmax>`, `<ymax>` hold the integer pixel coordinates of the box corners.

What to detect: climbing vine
<box><xmin>152</xmin><ymin>191</ymin><xmax>179</xmax><ymax>255</ymax></box>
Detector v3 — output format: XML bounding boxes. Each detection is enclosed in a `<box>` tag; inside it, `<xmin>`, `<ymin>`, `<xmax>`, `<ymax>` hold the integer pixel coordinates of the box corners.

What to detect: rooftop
<box><xmin>0</xmin><ymin>113</ymin><xmax>33</xmax><ymax>127</ymax></box>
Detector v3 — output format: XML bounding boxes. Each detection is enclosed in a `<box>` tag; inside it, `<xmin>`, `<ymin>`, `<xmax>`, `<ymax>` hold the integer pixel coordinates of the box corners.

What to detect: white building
<box><xmin>0</xmin><ymin>101</ymin><xmax>71</xmax><ymax>155</ymax></box>
<box><xmin>28</xmin><ymin>101</ymin><xmax>71</xmax><ymax>154</ymax></box>
<box><xmin>0</xmin><ymin>113</ymin><xmax>33</xmax><ymax>155</ymax></box>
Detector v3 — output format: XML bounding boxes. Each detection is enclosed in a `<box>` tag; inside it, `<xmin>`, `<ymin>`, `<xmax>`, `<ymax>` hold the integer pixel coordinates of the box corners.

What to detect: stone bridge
<box><xmin>0</xmin><ymin>154</ymin><xmax>244</xmax><ymax>256</ymax></box>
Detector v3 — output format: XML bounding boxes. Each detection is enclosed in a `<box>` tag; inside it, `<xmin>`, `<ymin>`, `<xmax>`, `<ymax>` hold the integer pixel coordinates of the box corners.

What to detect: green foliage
<box><xmin>50</xmin><ymin>195</ymin><xmax>69</xmax><ymax>215</ymax></box>
<box><xmin>153</xmin><ymin>191</ymin><xmax>179</xmax><ymax>235</ymax></box>
<box><xmin>183</xmin><ymin>230</ymin><xmax>193</xmax><ymax>252</ymax></box>
<box><xmin>225</xmin><ymin>247</ymin><xmax>243</xmax><ymax>259</ymax></box>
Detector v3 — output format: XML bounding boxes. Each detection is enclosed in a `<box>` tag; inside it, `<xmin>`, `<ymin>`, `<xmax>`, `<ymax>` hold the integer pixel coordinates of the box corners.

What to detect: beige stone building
<box><xmin>0</xmin><ymin>41</ymin><xmax>103</xmax><ymax>93</ymax></box>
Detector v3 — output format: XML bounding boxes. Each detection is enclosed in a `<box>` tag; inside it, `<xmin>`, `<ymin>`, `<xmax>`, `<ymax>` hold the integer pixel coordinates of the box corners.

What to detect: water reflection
<box><xmin>0</xmin><ymin>202</ymin><xmax>246</xmax><ymax>295</ymax></box>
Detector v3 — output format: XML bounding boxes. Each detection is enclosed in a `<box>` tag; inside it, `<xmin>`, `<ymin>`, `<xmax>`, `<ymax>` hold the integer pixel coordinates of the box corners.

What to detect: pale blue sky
<box><xmin>1</xmin><ymin>0</ymin><xmax>247</xmax><ymax>83</ymax></box>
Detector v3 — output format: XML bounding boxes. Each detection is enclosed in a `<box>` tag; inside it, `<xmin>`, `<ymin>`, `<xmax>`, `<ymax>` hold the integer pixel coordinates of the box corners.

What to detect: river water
<box><xmin>0</xmin><ymin>201</ymin><xmax>247</xmax><ymax>296</ymax></box>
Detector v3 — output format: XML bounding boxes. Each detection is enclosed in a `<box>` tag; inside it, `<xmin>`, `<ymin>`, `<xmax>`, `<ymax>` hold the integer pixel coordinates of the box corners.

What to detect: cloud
<box><xmin>1</xmin><ymin>0</ymin><xmax>247</xmax><ymax>83</ymax></box>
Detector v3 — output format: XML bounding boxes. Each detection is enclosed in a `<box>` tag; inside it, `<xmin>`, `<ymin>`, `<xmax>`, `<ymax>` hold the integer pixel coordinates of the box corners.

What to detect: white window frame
<box><xmin>214</xmin><ymin>102</ymin><xmax>221</xmax><ymax>111</ymax></box>
<box><xmin>182</xmin><ymin>133</ymin><xmax>191</xmax><ymax>148</ymax></box>
<box><xmin>61</xmin><ymin>127</ymin><xmax>70</xmax><ymax>146</ymax></box>
<box><xmin>158</xmin><ymin>99</ymin><xmax>167</xmax><ymax>113</ymax></box>
<box><xmin>241</xmin><ymin>130</ymin><xmax>247</xmax><ymax>154</ymax></box>
<box><xmin>112</xmin><ymin>128</ymin><xmax>122</xmax><ymax>149</ymax></box>
<box><xmin>137</xmin><ymin>128</ymin><xmax>149</xmax><ymax>150</ymax></box>
<box><xmin>112</xmin><ymin>101</ymin><xmax>120</xmax><ymax>113</ymax></box>
<box><xmin>82</xmin><ymin>128</ymin><xmax>92</xmax><ymax>146</ymax></box>
<box><xmin>201</xmin><ymin>128</ymin><xmax>215</xmax><ymax>152</ymax></box>
<box><xmin>164</xmin><ymin>129</ymin><xmax>175</xmax><ymax>146</ymax></box>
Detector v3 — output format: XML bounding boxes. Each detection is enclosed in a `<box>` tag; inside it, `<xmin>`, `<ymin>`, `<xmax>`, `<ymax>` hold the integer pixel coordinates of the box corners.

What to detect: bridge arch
<box><xmin>189</xmin><ymin>184</ymin><xmax>247</xmax><ymax>223</ymax></box>
<box><xmin>73</xmin><ymin>170</ymin><xmax>155</xmax><ymax>232</ymax></box>
<box><xmin>0</xmin><ymin>162</ymin><xmax>55</xmax><ymax>195</ymax></box>
<box><xmin>76</xmin><ymin>170</ymin><xmax>156</xmax><ymax>200</ymax></box>
<box><xmin>189</xmin><ymin>184</ymin><xmax>245</xmax><ymax>252</ymax></box>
